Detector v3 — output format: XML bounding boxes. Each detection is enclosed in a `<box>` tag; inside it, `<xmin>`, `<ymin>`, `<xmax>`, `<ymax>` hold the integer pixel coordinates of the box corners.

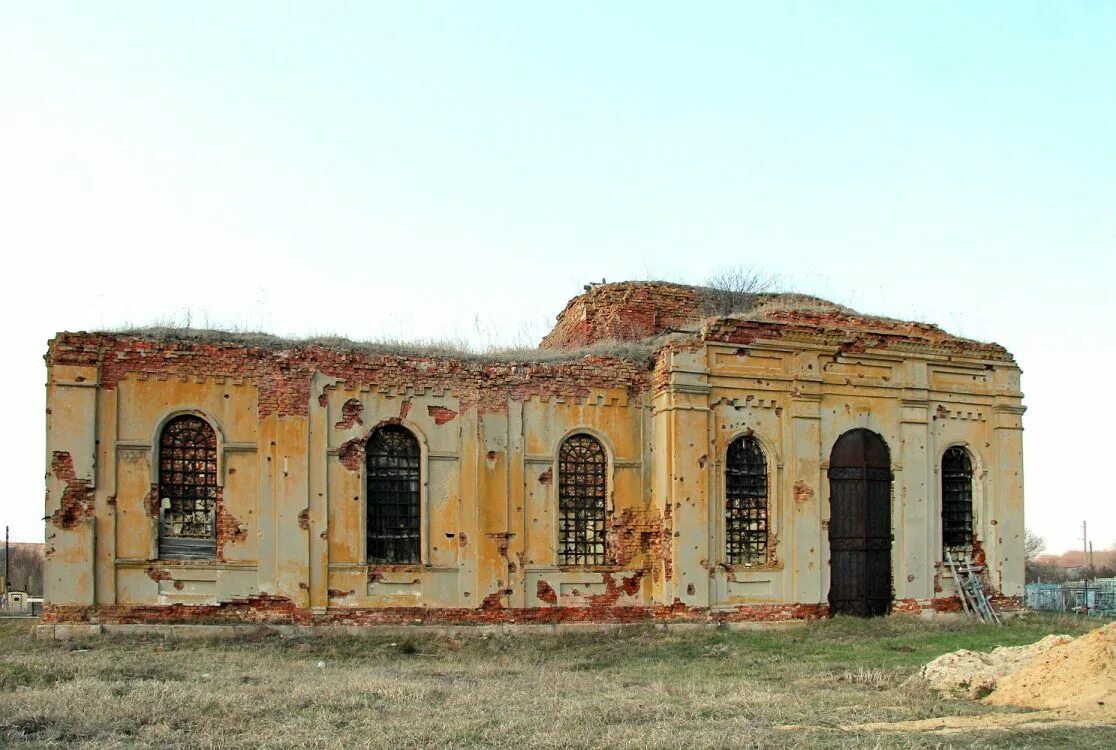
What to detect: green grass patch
<box><xmin>1</xmin><ymin>613</ymin><xmax>1112</xmax><ymax>749</ymax></box>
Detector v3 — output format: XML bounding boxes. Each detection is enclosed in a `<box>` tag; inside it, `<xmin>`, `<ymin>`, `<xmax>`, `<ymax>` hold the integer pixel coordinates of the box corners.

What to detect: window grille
<box><xmin>366</xmin><ymin>425</ymin><xmax>421</xmax><ymax>564</ymax></box>
<box><xmin>158</xmin><ymin>415</ymin><xmax>218</xmax><ymax>559</ymax></box>
<box><xmin>942</xmin><ymin>447</ymin><xmax>974</xmax><ymax>550</ymax></box>
<box><xmin>558</xmin><ymin>434</ymin><xmax>608</xmax><ymax>566</ymax></box>
<box><xmin>725</xmin><ymin>435</ymin><xmax>768</xmax><ymax>565</ymax></box>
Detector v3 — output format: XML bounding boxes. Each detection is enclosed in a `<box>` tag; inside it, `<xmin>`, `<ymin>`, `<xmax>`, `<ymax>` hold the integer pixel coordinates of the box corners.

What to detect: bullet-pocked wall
<box><xmin>42</xmin><ymin>282</ymin><xmax>1025</xmax><ymax>626</ymax></box>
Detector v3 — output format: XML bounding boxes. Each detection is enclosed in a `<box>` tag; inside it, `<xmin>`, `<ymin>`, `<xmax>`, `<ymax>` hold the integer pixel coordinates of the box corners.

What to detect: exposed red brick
<box><xmin>41</xmin><ymin>597</ymin><xmax>834</xmax><ymax>626</ymax></box>
<box><xmin>481</xmin><ymin>590</ymin><xmax>509</xmax><ymax>611</ymax></box>
<box><xmin>49</xmin><ymin>452</ymin><xmax>94</xmax><ymax>529</ymax></box>
<box><xmin>214</xmin><ymin>488</ymin><xmax>244</xmax><ymax>560</ymax></box>
<box><xmin>793</xmin><ymin>480</ymin><xmax>814</xmax><ymax>503</ymax></box>
<box><xmin>659</xmin><ymin>501</ymin><xmax>673</xmax><ymax>583</ymax></box>
<box><xmin>47</xmin><ymin>282</ymin><xmax>1007</xmax><ymax>426</ymax></box>
<box><xmin>335</xmin><ymin>398</ymin><xmax>364</xmax><ymax>429</ymax></box>
<box><xmin>143</xmin><ymin>485</ymin><xmax>160</xmax><ymax>519</ymax></box>
<box><xmin>537</xmin><ymin>467</ymin><xmax>552</xmax><ymax>485</ymax></box>
<box><xmin>540</xmin><ymin>282</ymin><xmax>704</xmax><ymax>349</ymax></box>
<box><xmin>989</xmin><ymin>595</ymin><xmax>1024</xmax><ymax>611</ymax></box>
<box><xmin>47</xmin><ymin>333</ymin><xmax>647</xmax><ymax>420</ymax></box>
<box><xmin>971</xmin><ymin>537</ymin><xmax>988</xmax><ymax>569</ymax></box>
<box><xmin>704</xmin><ymin>311</ymin><xmax>1010</xmax><ymax>360</ymax></box>
<box><xmin>338</xmin><ymin>436</ymin><xmax>364</xmax><ymax>472</ymax></box>
<box><xmin>536</xmin><ymin>580</ymin><xmax>558</xmax><ymax>605</ymax></box>
<box><xmin>487</xmin><ymin>532</ymin><xmax>514</xmax><ymax>559</ymax></box>
<box><xmin>427</xmin><ymin>405</ymin><xmax>458</xmax><ymax>425</ymax></box>
<box><xmin>604</xmin><ymin>507</ymin><xmax>664</xmax><ymax>570</ymax></box>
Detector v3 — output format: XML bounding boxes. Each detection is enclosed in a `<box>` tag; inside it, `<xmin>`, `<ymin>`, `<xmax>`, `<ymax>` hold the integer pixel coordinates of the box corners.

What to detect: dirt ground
<box><xmin>823</xmin><ymin>620</ymin><xmax>1115</xmax><ymax>738</ymax></box>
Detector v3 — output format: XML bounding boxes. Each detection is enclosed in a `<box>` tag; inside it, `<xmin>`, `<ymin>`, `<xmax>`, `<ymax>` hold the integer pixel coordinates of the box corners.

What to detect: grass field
<box><xmin>1</xmin><ymin>614</ymin><xmax>1113</xmax><ymax>749</ymax></box>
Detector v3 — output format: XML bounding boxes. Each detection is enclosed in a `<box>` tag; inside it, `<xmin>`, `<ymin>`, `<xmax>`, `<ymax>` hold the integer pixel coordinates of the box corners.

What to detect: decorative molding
<box><xmin>670</xmin><ymin>383</ymin><xmax>713</xmax><ymax>395</ymax></box>
<box><xmin>936</xmin><ymin>407</ymin><xmax>986</xmax><ymax>422</ymax></box>
<box><xmin>114</xmin><ymin>558</ymin><xmax>258</xmax><ymax>570</ymax></box>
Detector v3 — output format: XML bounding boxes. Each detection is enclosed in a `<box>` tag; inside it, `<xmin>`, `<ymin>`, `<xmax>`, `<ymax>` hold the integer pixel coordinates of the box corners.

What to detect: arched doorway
<box><xmin>827</xmin><ymin>429</ymin><xmax>892</xmax><ymax>617</ymax></box>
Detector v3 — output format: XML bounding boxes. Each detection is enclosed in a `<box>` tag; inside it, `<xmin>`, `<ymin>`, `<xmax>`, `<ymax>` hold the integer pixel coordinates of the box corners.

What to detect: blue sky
<box><xmin>2</xmin><ymin>3</ymin><xmax>1113</xmax><ymax>552</ymax></box>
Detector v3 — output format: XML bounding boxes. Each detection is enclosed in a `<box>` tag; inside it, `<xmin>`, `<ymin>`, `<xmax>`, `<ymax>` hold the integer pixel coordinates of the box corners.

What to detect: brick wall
<box><xmin>540</xmin><ymin>282</ymin><xmax>704</xmax><ymax>349</ymax></box>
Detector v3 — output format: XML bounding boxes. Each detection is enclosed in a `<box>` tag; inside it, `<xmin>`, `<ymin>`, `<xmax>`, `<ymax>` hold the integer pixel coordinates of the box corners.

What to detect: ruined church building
<box><xmin>42</xmin><ymin>282</ymin><xmax>1025</xmax><ymax>629</ymax></box>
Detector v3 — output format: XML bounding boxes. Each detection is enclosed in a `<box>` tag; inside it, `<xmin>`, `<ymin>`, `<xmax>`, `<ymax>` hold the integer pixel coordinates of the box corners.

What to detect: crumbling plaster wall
<box><xmin>649</xmin><ymin>336</ymin><xmax>1025</xmax><ymax>617</ymax></box>
<box><xmin>44</xmin><ymin>334</ymin><xmax>666</xmax><ymax>621</ymax></box>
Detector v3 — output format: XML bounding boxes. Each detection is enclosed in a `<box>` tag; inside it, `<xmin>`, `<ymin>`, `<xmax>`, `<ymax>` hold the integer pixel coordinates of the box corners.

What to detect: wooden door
<box><xmin>828</xmin><ymin>429</ymin><xmax>892</xmax><ymax>617</ymax></box>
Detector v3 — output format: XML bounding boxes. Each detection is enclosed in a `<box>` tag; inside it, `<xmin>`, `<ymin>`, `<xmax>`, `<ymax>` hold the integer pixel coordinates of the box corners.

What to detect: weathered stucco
<box><xmin>43</xmin><ymin>282</ymin><xmax>1025</xmax><ymax>625</ymax></box>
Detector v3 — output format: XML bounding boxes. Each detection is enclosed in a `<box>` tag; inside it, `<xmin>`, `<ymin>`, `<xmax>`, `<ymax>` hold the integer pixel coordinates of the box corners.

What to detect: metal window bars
<box><xmin>942</xmin><ymin>446</ymin><xmax>973</xmax><ymax>550</ymax></box>
<box><xmin>558</xmin><ymin>434</ymin><xmax>608</xmax><ymax>566</ymax></box>
<box><xmin>725</xmin><ymin>435</ymin><xmax>768</xmax><ymax>565</ymax></box>
<box><xmin>366</xmin><ymin>425</ymin><xmax>421</xmax><ymax>564</ymax></box>
<box><xmin>158</xmin><ymin>415</ymin><xmax>218</xmax><ymax>558</ymax></box>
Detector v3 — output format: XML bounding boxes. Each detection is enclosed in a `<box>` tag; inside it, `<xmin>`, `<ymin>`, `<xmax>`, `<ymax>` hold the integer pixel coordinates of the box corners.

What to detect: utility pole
<box><xmin>1082</xmin><ymin>521</ymin><xmax>1090</xmax><ymax>614</ymax></box>
<box><xmin>1083</xmin><ymin>522</ymin><xmax>1089</xmax><ymax>575</ymax></box>
<box><xmin>3</xmin><ymin>525</ymin><xmax>8</xmax><ymax>596</ymax></box>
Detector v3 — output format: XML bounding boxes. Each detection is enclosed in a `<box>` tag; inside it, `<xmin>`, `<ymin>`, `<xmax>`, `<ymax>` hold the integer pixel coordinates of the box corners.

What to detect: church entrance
<box><xmin>827</xmin><ymin>429</ymin><xmax>892</xmax><ymax>617</ymax></box>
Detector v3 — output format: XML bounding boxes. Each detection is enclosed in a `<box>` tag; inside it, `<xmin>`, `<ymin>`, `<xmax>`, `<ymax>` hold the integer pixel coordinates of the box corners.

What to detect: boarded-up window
<box><xmin>942</xmin><ymin>447</ymin><xmax>974</xmax><ymax>550</ymax></box>
<box><xmin>158</xmin><ymin>415</ymin><xmax>217</xmax><ymax>559</ymax></box>
<box><xmin>558</xmin><ymin>434</ymin><xmax>607</xmax><ymax>566</ymax></box>
<box><xmin>725</xmin><ymin>435</ymin><xmax>768</xmax><ymax>565</ymax></box>
<box><xmin>366</xmin><ymin>425</ymin><xmax>421</xmax><ymax>564</ymax></box>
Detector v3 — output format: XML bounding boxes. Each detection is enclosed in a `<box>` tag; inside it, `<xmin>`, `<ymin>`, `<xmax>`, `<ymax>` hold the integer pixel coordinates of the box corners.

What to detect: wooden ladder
<box><xmin>945</xmin><ymin>549</ymin><xmax>1001</xmax><ymax>624</ymax></box>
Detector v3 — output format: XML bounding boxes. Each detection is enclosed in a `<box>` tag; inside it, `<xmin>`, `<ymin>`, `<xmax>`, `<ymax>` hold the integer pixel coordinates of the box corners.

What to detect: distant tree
<box><xmin>4</xmin><ymin>545</ymin><xmax>43</xmax><ymax>596</ymax></box>
<box><xmin>1024</xmin><ymin>529</ymin><xmax>1046</xmax><ymax>563</ymax></box>
<box><xmin>1024</xmin><ymin>529</ymin><xmax>1049</xmax><ymax>583</ymax></box>
<box><xmin>701</xmin><ymin>266</ymin><xmax>777</xmax><ymax>318</ymax></box>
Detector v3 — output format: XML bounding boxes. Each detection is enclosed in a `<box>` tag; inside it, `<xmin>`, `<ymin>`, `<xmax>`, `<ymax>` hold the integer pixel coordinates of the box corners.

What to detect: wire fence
<box><xmin>1026</xmin><ymin>578</ymin><xmax>1116</xmax><ymax>616</ymax></box>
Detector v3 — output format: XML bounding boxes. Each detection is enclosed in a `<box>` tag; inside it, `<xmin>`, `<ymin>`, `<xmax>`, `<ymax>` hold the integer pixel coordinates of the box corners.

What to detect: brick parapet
<box><xmin>47</xmin><ymin>333</ymin><xmax>650</xmax><ymax>418</ymax></box>
<box><xmin>704</xmin><ymin>311</ymin><xmax>1014</xmax><ymax>361</ymax></box>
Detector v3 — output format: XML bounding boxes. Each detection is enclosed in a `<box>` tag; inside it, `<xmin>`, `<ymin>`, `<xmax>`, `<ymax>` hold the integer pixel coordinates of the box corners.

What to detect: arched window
<box><xmin>158</xmin><ymin>415</ymin><xmax>218</xmax><ymax>559</ymax></box>
<box><xmin>942</xmin><ymin>447</ymin><xmax>974</xmax><ymax>550</ymax></box>
<box><xmin>558</xmin><ymin>434</ymin><xmax>608</xmax><ymax>566</ymax></box>
<box><xmin>366</xmin><ymin>425</ymin><xmax>421</xmax><ymax>564</ymax></box>
<box><xmin>725</xmin><ymin>435</ymin><xmax>768</xmax><ymax>565</ymax></box>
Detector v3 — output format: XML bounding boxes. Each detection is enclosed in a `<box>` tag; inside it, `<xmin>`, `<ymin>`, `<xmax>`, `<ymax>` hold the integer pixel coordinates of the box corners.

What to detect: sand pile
<box><xmin>984</xmin><ymin>621</ymin><xmax>1116</xmax><ymax>714</ymax></box>
<box><xmin>920</xmin><ymin>634</ymin><xmax>1072</xmax><ymax>698</ymax></box>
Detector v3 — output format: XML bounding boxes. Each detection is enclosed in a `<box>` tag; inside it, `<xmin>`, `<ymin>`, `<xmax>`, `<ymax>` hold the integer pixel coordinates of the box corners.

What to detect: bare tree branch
<box><xmin>1024</xmin><ymin>529</ymin><xmax>1046</xmax><ymax>564</ymax></box>
<box><xmin>701</xmin><ymin>266</ymin><xmax>778</xmax><ymax>317</ymax></box>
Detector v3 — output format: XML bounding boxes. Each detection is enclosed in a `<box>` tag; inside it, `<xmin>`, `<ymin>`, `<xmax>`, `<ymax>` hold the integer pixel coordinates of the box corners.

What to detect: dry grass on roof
<box><xmin>748</xmin><ymin>293</ymin><xmax>859</xmax><ymax>317</ymax></box>
<box><xmin>104</xmin><ymin>325</ymin><xmax>662</xmax><ymax>365</ymax></box>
